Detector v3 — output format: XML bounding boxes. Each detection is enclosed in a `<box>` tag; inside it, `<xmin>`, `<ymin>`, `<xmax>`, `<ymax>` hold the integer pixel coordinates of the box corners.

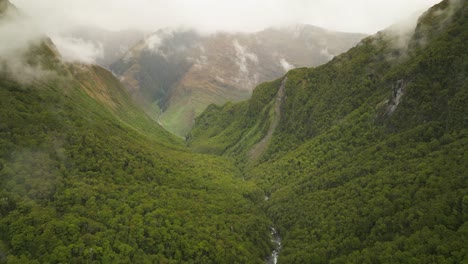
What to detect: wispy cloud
<box><xmin>2</xmin><ymin>0</ymin><xmax>443</xmax><ymax>71</ymax></box>
<box><xmin>0</xmin><ymin>4</ymin><xmax>56</xmax><ymax>83</ymax></box>
<box><xmin>10</xmin><ymin>0</ymin><xmax>441</xmax><ymax>34</ymax></box>
<box><xmin>382</xmin><ymin>0</ymin><xmax>461</xmax><ymax>55</ymax></box>
<box><xmin>279</xmin><ymin>58</ymin><xmax>294</xmax><ymax>72</ymax></box>
<box><xmin>233</xmin><ymin>39</ymin><xmax>258</xmax><ymax>74</ymax></box>
<box><xmin>52</xmin><ymin>37</ymin><xmax>104</xmax><ymax>63</ymax></box>
<box><xmin>0</xmin><ymin>4</ymin><xmax>43</xmax><ymax>57</ymax></box>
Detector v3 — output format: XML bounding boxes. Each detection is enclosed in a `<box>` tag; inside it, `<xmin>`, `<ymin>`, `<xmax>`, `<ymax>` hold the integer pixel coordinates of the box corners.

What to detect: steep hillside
<box><xmin>111</xmin><ymin>26</ymin><xmax>366</xmax><ymax>136</ymax></box>
<box><xmin>0</xmin><ymin>11</ymin><xmax>273</xmax><ymax>263</ymax></box>
<box><xmin>190</xmin><ymin>0</ymin><xmax>468</xmax><ymax>262</ymax></box>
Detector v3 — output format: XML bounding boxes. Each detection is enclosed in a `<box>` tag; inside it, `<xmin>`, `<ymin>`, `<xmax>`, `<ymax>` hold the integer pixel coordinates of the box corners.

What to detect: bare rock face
<box><xmin>376</xmin><ymin>79</ymin><xmax>407</xmax><ymax>122</ymax></box>
<box><xmin>385</xmin><ymin>79</ymin><xmax>406</xmax><ymax>116</ymax></box>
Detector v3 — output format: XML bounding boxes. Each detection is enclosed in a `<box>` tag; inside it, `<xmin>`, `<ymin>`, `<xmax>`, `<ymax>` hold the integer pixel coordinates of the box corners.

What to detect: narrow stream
<box><xmin>266</xmin><ymin>227</ymin><xmax>282</xmax><ymax>264</ymax></box>
<box><xmin>265</xmin><ymin>195</ymin><xmax>281</xmax><ymax>264</ymax></box>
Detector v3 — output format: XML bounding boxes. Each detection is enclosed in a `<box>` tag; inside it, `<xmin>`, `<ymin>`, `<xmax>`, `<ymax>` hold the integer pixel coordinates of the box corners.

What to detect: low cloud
<box><xmin>279</xmin><ymin>58</ymin><xmax>294</xmax><ymax>72</ymax></box>
<box><xmin>0</xmin><ymin>4</ymin><xmax>56</xmax><ymax>83</ymax></box>
<box><xmin>11</xmin><ymin>0</ymin><xmax>441</xmax><ymax>34</ymax></box>
<box><xmin>1</xmin><ymin>1</ymin><xmax>104</xmax><ymax>66</ymax></box>
<box><xmin>319</xmin><ymin>48</ymin><xmax>334</xmax><ymax>61</ymax></box>
<box><xmin>383</xmin><ymin>0</ymin><xmax>461</xmax><ymax>55</ymax></box>
<box><xmin>146</xmin><ymin>34</ymin><xmax>164</xmax><ymax>53</ymax></box>
<box><xmin>233</xmin><ymin>39</ymin><xmax>258</xmax><ymax>74</ymax></box>
<box><xmin>4</xmin><ymin>0</ymin><xmax>443</xmax><ymax>71</ymax></box>
<box><xmin>0</xmin><ymin>5</ymin><xmax>43</xmax><ymax>58</ymax></box>
<box><xmin>1</xmin><ymin>58</ymin><xmax>55</xmax><ymax>84</ymax></box>
<box><xmin>383</xmin><ymin>10</ymin><xmax>423</xmax><ymax>52</ymax></box>
<box><xmin>144</xmin><ymin>30</ymin><xmax>176</xmax><ymax>57</ymax></box>
<box><xmin>52</xmin><ymin>37</ymin><xmax>103</xmax><ymax>64</ymax></box>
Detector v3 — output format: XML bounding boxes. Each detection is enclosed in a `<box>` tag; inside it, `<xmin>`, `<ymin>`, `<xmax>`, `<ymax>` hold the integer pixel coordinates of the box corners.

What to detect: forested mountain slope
<box><xmin>190</xmin><ymin>0</ymin><xmax>468</xmax><ymax>262</ymax></box>
<box><xmin>0</xmin><ymin>3</ymin><xmax>273</xmax><ymax>262</ymax></box>
<box><xmin>2</xmin><ymin>0</ymin><xmax>467</xmax><ymax>263</ymax></box>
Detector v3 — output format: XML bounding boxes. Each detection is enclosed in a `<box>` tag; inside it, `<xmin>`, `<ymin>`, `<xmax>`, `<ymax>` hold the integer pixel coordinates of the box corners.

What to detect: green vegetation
<box><xmin>0</xmin><ymin>42</ymin><xmax>272</xmax><ymax>263</ymax></box>
<box><xmin>188</xmin><ymin>78</ymin><xmax>282</xmax><ymax>166</ymax></box>
<box><xmin>190</xmin><ymin>0</ymin><xmax>468</xmax><ymax>263</ymax></box>
<box><xmin>2</xmin><ymin>0</ymin><xmax>467</xmax><ymax>263</ymax></box>
<box><xmin>160</xmin><ymin>88</ymin><xmax>252</xmax><ymax>137</ymax></box>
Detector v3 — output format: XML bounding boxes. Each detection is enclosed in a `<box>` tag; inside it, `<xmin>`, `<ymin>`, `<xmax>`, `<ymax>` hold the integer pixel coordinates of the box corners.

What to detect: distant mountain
<box><xmin>111</xmin><ymin>26</ymin><xmax>366</xmax><ymax>136</ymax></box>
<box><xmin>189</xmin><ymin>0</ymin><xmax>467</xmax><ymax>262</ymax></box>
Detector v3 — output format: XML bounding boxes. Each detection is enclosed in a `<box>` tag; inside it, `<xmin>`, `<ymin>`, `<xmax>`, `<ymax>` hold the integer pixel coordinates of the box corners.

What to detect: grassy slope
<box><xmin>0</xmin><ymin>42</ymin><xmax>272</xmax><ymax>263</ymax></box>
<box><xmin>160</xmin><ymin>86</ymin><xmax>252</xmax><ymax>138</ymax></box>
<box><xmin>190</xmin><ymin>0</ymin><xmax>468</xmax><ymax>263</ymax></box>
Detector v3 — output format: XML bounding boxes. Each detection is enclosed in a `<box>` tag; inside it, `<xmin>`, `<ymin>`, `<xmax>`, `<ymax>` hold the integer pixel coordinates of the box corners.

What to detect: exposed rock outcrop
<box><xmin>387</xmin><ymin>79</ymin><xmax>406</xmax><ymax>115</ymax></box>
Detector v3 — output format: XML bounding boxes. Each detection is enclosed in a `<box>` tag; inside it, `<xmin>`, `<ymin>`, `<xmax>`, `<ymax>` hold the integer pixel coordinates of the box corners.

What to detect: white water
<box><xmin>266</xmin><ymin>227</ymin><xmax>282</xmax><ymax>264</ymax></box>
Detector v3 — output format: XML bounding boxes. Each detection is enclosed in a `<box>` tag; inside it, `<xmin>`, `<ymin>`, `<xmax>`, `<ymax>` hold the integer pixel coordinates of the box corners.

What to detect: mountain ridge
<box><xmin>111</xmin><ymin>25</ymin><xmax>366</xmax><ymax>136</ymax></box>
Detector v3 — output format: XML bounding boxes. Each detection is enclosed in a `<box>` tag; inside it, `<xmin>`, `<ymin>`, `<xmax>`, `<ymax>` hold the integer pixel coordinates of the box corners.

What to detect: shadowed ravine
<box><xmin>249</xmin><ymin>77</ymin><xmax>287</xmax><ymax>161</ymax></box>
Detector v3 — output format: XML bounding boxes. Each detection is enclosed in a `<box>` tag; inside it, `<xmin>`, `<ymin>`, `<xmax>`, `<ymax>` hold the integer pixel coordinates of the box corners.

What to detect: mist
<box><xmin>11</xmin><ymin>0</ymin><xmax>442</xmax><ymax>34</ymax></box>
<box><xmin>52</xmin><ymin>37</ymin><xmax>103</xmax><ymax>64</ymax></box>
<box><xmin>0</xmin><ymin>3</ymin><xmax>56</xmax><ymax>83</ymax></box>
<box><xmin>0</xmin><ymin>3</ymin><xmax>42</xmax><ymax>58</ymax></box>
<box><xmin>5</xmin><ymin>0</ymin><xmax>442</xmax><ymax>64</ymax></box>
<box><xmin>382</xmin><ymin>0</ymin><xmax>462</xmax><ymax>57</ymax></box>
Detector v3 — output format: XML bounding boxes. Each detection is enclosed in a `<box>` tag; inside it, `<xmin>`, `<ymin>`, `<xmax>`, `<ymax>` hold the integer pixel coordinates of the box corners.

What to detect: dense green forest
<box><xmin>0</xmin><ymin>40</ymin><xmax>273</xmax><ymax>263</ymax></box>
<box><xmin>191</xmin><ymin>0</ymin><xmax>468</xmax><ymax>262</ymax></box>
<box><xmin>1</xmin><ymin>0</ymin><xmax>467</xmax><ymax>263</ymax></box>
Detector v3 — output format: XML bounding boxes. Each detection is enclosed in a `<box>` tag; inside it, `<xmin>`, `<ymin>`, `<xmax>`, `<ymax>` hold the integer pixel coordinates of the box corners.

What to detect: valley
<box><xmin>1</xmin><ymin>0</ymin><xmax>467</xmax><ymax>263</ymax></box>
<box><xmin>110</xmin><ymin>27</ymin><xmax>366</xmax><ymax>137</ymax></box>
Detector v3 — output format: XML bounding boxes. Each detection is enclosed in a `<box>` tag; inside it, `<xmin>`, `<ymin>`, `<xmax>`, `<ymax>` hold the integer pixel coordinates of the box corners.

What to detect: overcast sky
<box><xmin>11</xmin><ymin>0</ymin><xmax>441</xmax><ymax>34</ymax></box>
